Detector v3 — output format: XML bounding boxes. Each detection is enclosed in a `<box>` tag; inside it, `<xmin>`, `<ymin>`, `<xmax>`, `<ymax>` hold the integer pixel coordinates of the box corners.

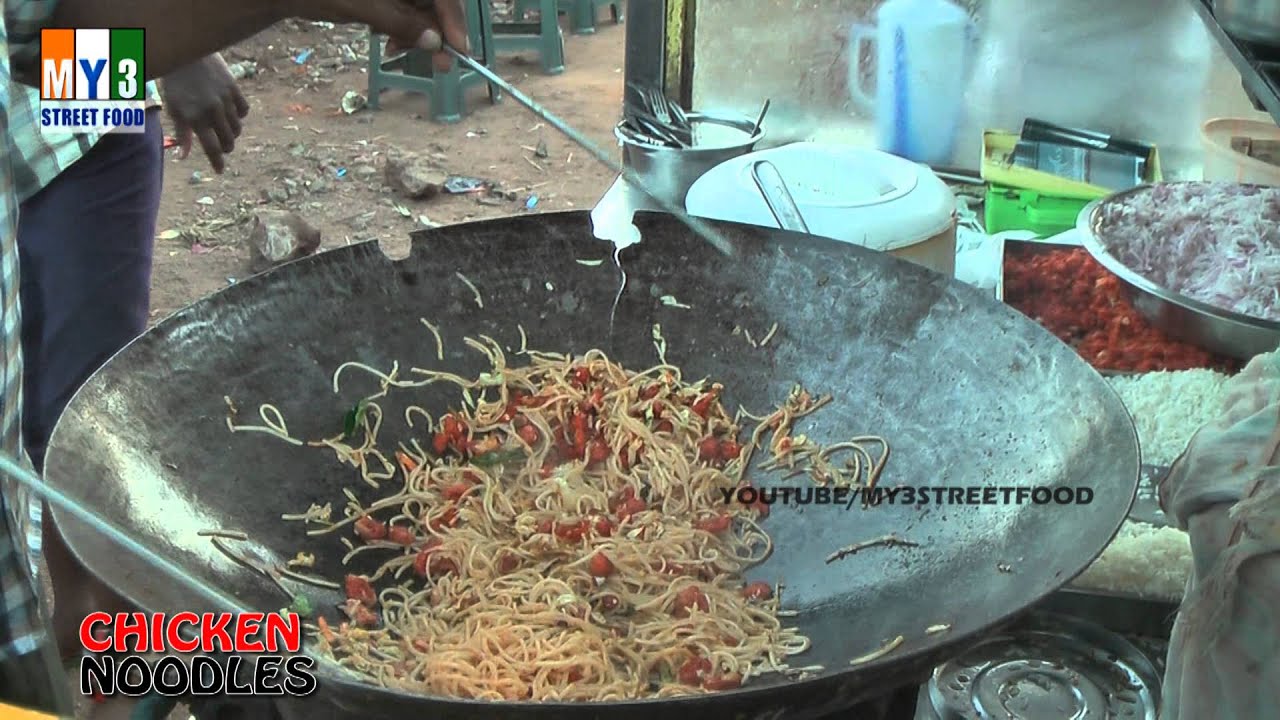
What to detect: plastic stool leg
<box><xmin>567</xmin><ymin>0</ymin><xmax>596</xmax><ymax>34</ymax></box>
<box><xmin>432</xmin><ymin>64</ymin><xmax>464</xmax><ymax>123</ymax></box>
<box><xmin>540</xmin><ymin>0</ymin><xmax>566</xmax><ymax>74</ymax></box>
<box><xmin>366</xmin><ymin>30</ymin><xmax>384</xmax><ymax>109</ymax></box>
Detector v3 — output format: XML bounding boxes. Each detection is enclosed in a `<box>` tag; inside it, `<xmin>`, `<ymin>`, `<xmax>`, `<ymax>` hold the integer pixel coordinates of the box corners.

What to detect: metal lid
<box><xmin>923</xmin><ymin>612</ymin><xmax>1160</xmax><ymax>719</ymax></box>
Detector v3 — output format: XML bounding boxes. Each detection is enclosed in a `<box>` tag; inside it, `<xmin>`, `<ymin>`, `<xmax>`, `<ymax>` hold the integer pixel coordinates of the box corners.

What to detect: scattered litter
<box><xmin>336</xmin><ymin>167</ymin><xmax>348</xmax><ymax>178</ymax></box>
<box><xmin>188</xmin><ymin>171</ymin><xmax>205</xmax><ymax>184</ymax></box>
<box><xmin>157</xmin><ymin>229</ymin><xmax>182</xmax><ymax>241</ymax></box>
<box><xmin>386</xmin><ymin>151</ymin><xmax>447</xmax><ymax>199</ymax></box>
<box><xmin>444</xmin><ymin>176</ymin><xmax>489</xmax><ymax>194</ymax></box>
<box><xmin>418</xmin><ymin>215</ymin><xmax>440</xmax><ymax>228</ymax></box>
<box><xmin>196</xmin><ymin>196</ymin><xmax>214</xmax><ymax>206</ymax></box>
<box><xmin>465</xmin><ymin>129</ymin><xmax>488</xmax><ymax>138</ymax></box>
<box><xmin>534</xmin><ymin>139</ymin><xmax>549</xmax><ymax>158</ymax></box>
<box><xmin>575</xmin><ymin>259</ymin><xmax>604</xmax><ymax>267</ymax></box>
<box><xmin>545</xmin><ymin>282</ymin><xmax>554</xmax><ymax>291</ymax></box>
<box><xmin>525</xmin><ymin>195</ymin><xmax>539</xmax><ymax>210</ymax></box>
<box><xmin>659</xmin><ymin>295</ymin><xmax>691</xmax><ymax>309</ymax></box>
<box><xmin>393</xmin><ymin>203</ymin><xmax>412</xmax><ymax>217</ymax></box>
<box><xmin>294</xmin><ymin>49</ymin><xmax>313</xmax><ymax>64</ymax></box>
<box><xmin>227</xmin><ymin>277</ymin><xmax>238</xmax><ymax>285</ymax></box>
<box><xmin>285</xmin><ymin>103</ymin><xmax>312</xmax><ymax>115</ymax></box>
<box><xmin>190</xmin><ymin>243</ymin><xmax>214</xmax><ymax>255</ymax></box>
<box><xmin>248</xmin><ymin>210</ymin><xmax>322</xmax><ymax>273</ymax></box>
<box><xmin>340</xmin><ymin>91</ymin><xmax>367</xmax><ymax>115</ymax></box>
<box><xmin>227</xmin><ymin>61</ymin><xmax>257</xmax><ymax>80</ymax></box>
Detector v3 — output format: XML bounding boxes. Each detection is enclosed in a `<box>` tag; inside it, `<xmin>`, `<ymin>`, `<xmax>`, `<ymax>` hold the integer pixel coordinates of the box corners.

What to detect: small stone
<box><xmin>248</xmin><ymin>210</ymin><xmax>321</xmax><ymax>273</ymax></box>
<box><xmin>265</xmin><ymin>187</ymin><xmax>289</xmax><ymax>203</ymax></box>
<box><xmin>384</xmin><ymin>151</ymin><xmax>448</xmax><ymax>200</ymax></box>
<box><xmin>309</xmin><ymin>179</ymin><xmax>330</xmax><ymax>194</ymax></box>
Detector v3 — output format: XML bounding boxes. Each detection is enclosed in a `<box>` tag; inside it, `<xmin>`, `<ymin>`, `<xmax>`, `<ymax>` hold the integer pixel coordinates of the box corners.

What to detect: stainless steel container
<box><xmin>614</xmin><ymin>111</ymin><xmax>763</xmax><ymax>209</ymax></box>
<box><xmin>1077</xmin><ymin>192</ymin><xmax>1280</xmax><ymax>360</ymax></box>
<box><xmin>1216</xmin><ymin>0</ymin><xmax>1280</xmax><ymax>47</ymax></box>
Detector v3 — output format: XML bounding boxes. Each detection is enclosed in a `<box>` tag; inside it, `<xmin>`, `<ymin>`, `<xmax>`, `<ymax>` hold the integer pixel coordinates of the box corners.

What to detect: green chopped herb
<box><xmin>289</xmin><ymin>594</ymin><xmax>313</xmax><ymax>618</ymax></box>
<box><xmin>470</xmin><ymin>449</ymin><xmax>526</xmax><ymax>467</ymax></box>
<box><xmin>342</xmin><ymin>400</ymin><xmax>368</xmax><ymax>439</ymax></box>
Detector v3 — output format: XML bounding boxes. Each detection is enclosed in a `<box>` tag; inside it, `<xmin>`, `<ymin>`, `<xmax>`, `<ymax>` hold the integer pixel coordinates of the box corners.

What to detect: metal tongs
<box><xmin>620</xmin><ymin>83</ymin><xmax>693</xmax><ymax>148</ymax></box>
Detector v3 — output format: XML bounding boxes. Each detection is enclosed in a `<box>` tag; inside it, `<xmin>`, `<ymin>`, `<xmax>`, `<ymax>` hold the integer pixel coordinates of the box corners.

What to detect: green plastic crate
<box><xmin>984</xmin><ymin>185</ymin><xmax>1091</xmax><ymax>238</ymax></box>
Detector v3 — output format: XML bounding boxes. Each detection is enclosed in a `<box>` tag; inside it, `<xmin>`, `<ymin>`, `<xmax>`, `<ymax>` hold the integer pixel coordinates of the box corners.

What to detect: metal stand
<box><xmin>1187</xmin><ymin>0</ymin><xmax>1280</xmax><ymax>124</ymax></box>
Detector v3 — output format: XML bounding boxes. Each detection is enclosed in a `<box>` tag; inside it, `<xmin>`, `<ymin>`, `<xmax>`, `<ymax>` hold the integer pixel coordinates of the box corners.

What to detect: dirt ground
<box><xmin>148</xmin><ymin>15</ymin><xmax>624</xmax><ymax>324</ymax></box>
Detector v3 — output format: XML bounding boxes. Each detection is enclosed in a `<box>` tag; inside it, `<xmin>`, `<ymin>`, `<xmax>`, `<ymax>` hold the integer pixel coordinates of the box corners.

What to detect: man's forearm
<box><xmin>45</xmin><ymin>0</ymin><xmax>293</xmax><ymax>80</ymax></box>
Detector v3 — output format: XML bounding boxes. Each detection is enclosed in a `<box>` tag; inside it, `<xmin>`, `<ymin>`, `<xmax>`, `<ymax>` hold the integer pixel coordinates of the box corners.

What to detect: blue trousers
<box><xmin>17</xmin><ymin>108</ymin><xmax>164</xmax><ymax>470</ymax></box>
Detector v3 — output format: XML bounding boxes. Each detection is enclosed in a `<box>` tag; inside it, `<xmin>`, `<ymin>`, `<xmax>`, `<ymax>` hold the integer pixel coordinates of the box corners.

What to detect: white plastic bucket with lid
<box><xmin>1201</xmin><ymin>117</ymin><xmax>1280</xmax><ymax>186</ymax></box>
<box><xmin>683</xmin><ymin>142</ymin><xmax>957</xmax><ymax>277</ymax></box>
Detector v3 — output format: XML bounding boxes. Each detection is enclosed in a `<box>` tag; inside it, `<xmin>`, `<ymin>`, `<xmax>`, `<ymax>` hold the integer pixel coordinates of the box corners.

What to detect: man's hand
<box><xmin>300</xmin><ymin>0</ymin><xmax>469</xmax><ymax>72</ymax></box>
<box><xmin>160</xmin><ymin>54</ymin><xmax>250</xmax><ymax>174</ymax></box>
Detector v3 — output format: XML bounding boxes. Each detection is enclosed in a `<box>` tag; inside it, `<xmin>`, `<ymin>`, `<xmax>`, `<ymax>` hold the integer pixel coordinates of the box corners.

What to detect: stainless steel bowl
<box><xmin>614</xmin><ymin>110</ymin><xmax>763</xmax><ymax>209</ymax></box>
<box><xmin>1215</xmin><ymin>0</ymin><xmax>1280</xmax><ymax>48</ymax></box>
<box><xmin>1076</xmin><ymin>187</ymin><xmax>1280</xmax><ymax>360</ymax></box>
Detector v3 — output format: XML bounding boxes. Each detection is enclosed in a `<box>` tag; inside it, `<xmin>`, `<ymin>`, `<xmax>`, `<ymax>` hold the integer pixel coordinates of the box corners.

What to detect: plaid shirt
<box><xmin>0</xmin><ymin>0</ymin><xmax>60</xmax><ymax>671</ymax></box>
<box><xmin>11</xmin><ymin>81</ymin><xmax>160</xmax><ymax>203</ymax></box>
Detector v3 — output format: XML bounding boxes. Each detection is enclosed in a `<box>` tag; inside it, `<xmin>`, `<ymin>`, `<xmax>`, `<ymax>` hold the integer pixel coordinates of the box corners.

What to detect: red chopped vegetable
<box><xmin>742</xmin><ymin>581</ymin><xmax>773</xmax><ymax>601</ymax></box>
<box><xmin>616</xmin><ymin>496</ymin><xmax>646</xmax><ymax>521</ymax></box>
<box><xmin>702</xmin><ymin>673</ymin><xmax>743</xmax><ymax>690</ymax></box>
<box><xmin>593</xmin><ymin>515</ymin><xmax>614</xmax><ymax>537</ymax></box>
<box><xmin>719</xmin><ymin>440</ymin><xmax>741</xmax><ymax>461</ymax></box>
<box><xmin>554</xmin><ymin>520</ymin><xmax>588</xmax><ymax>543</ymax></box>
<box><xmin>672</xmin><ymin>586</ymin><xmax>710</xmax><ymax>618</ymax></box>
<box><xmin>517</xmin><ymin>424</ymin><xmax>539</xmax><ymax>445</ymax></box>
<box><xmin>344</xmin><ymin>575</ymin><xmax>377</xmax><ymax>606</ymax></box>
<box><xmin>387</xmin><ymin>525</ymin><xmax>415</xmax><ymax>546</ymax></box>
<box><xmin>693</xmin><ymin>514</ymin><xmax>732</xmax><ymax>534</ymax></box>
<box><xmin>691</xmin><ymin>392</ymin><xmax>716</xmax><ymax>418</ymax></box>
<box><xmin>354</xmin><ymin>516</ymin><xmax>387</xmax><ymax>542</ymax></box>
<box><xmin>587</xmin><ymin>552</ymin><xmax>615</xmax><ymax>578</ymax></box>
<box><xmin>697</xmin><ymin>437</ymin><xmax>720</xmax><ymax>461</ymax></box>
<box><xmin>443</xmin><ymin>482</ymin><xmax>472</xmax><ymax>502</ymax></box>
<box><xmin>1003</xmin><ymin>246</ymin><xmax>1237</xmax><ymax>373</ymax></box>
<box><xmin>677</xmin><ymin>656</ymin><xmax>712</xmax><ymax>686</ymax></box>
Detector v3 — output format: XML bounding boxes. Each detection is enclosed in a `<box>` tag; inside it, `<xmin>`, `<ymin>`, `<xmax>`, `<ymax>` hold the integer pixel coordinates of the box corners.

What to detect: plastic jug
<box><xmin>849</xmin><ymin>0</ymin><xmax>974</xmax><ymax>166</ymax></box>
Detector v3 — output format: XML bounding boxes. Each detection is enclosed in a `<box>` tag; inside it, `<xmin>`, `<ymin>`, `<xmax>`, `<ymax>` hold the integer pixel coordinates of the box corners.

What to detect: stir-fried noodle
<box><xmin>226</xmin><ymin>333</ymin><xmax>889</xmax><ymax>700</ymax></box>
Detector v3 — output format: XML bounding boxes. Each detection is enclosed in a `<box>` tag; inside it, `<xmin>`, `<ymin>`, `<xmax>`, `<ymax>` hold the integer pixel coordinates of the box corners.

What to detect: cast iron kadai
<box><xmin>44</xmin><ymin>212</ymin><xmax>1139</xmax><ymax>720</ymax></box>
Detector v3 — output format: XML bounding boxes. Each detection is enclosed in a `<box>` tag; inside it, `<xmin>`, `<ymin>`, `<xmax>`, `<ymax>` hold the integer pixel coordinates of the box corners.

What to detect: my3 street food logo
<box><xmin>78</xmin><ymin>612</ymin><xmax>318</xmax><ymax>699</ymax></box>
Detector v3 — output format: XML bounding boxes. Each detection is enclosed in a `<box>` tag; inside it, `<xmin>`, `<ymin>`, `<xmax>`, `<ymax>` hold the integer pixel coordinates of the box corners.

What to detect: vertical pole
<box><xmin>622</xmin><ymin>0</ymin><xmax>667</xmax><ymax>109</ymax></box>
<box><xmin>663</xmin><ymin>0</ymin><xmax>696</xmax><ymax>108</ymax></box>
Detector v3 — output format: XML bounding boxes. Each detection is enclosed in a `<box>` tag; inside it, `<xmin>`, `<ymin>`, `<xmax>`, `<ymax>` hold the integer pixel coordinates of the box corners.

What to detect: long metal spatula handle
<box><xmin>443</xmin><ymin>46</ymin><xmax>736</xmax><ymax>257</ymax></box>
<box><xmin>0</xmin><ymin>453</ymin><xmax>250</xmax><ymax>616</ymax></box>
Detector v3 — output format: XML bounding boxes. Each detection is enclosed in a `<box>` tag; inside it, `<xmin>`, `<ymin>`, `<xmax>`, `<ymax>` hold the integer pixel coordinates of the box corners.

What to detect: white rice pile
<box><xmin>1068</xmin><ymin>369</ymin><xmax>1231</xmax><ymax>601</ymax></box>
<box><xmin>1108</xmin><ymin>369</ymin><xmax>1232</xmax><ymax>466</ymax></box>
<box><xmin>1071</xmin><ymin>521</ymin><xmax>1193</xmax><ymax>601</ymax></box>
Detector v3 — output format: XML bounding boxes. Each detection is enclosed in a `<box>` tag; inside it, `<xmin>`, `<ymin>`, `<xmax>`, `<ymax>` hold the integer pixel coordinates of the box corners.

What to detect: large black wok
<box><xmin>44</xmin><ymin>212</ymin><xmax>1139</xmax><ymax>719</ymax></box>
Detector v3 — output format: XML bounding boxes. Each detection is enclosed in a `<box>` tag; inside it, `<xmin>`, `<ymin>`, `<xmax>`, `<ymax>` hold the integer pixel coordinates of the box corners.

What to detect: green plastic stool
<box><xmin>494</xmin><ymin>0</ymin><xmax>566</xmax><ymax>75</ymax></box>
<box><xmin>516</xmin><ymin>0</ymin><xmax>622</xmax><ymax>35</ymax></box>
<box><xmin>366</xmin><ymin>0</ymin><xmax>501</xmax><ymax>123</ymax></box>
